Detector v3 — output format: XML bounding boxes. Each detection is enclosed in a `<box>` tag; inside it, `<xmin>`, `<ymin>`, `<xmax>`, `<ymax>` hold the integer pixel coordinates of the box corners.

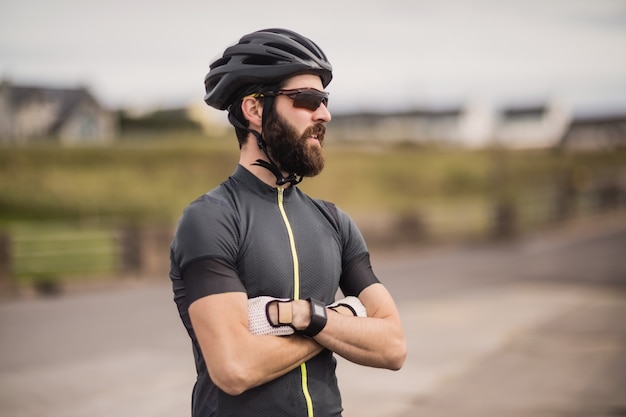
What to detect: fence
<box><xmin>0</xmin><ymin>181</ymin><xmax>623</xmax><ymax>297</ymax></box>
<box><xmin>359</xmin><ymin>180</ymin><xmax>625</xmax><ymax>246</ymax></box>
<box><xmin>0</xmin><ymin>224</ymin><xmax>172</xmax><ymax>296</ymax></box>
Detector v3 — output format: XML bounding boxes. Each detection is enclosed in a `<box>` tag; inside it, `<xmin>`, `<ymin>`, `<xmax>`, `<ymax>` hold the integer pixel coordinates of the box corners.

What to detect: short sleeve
<box><xmin>171</xmin><ymin>193</ymin><xmax>245</xmax><ymax>300</ymax></box>
<box><xmin>171</xmin><ymin>193</ymin><xmax>240</xmax><ymax>272</ymax></box>
<box><xmin>335</xmin><ymin>206</ymin><xmax>380</xmax><ymax>296</ymax></box>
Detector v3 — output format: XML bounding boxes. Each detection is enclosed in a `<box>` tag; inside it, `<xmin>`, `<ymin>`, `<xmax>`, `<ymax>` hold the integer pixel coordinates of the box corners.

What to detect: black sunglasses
<box><xmin>262</xmin><ymin>88</ymin><xmax>329</xmax><ymax>111</ymax></box>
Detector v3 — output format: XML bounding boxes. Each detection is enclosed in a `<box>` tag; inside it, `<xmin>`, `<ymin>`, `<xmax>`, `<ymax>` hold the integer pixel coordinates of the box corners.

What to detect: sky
<box><xmin>1</xmin><ymin>0</ymin><xmax>626</xmax><ymax>118</ymax></box>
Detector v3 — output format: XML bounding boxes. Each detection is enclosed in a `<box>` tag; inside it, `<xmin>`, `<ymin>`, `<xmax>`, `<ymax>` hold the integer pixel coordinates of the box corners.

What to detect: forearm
<box><xmin>189</xmin><ymin>293</ymin><xmax>323</xmax><ymax>395</ymax></box>
<box><xmin>216</xmin><ymin>331</ymin><xmax>323</xmax><ymax>393</ymax></box>
<box><xmin>314</xmin><ymin>311</ymin><xmax>405</xmax><ymax>369</ymax></box>
<box><xmin>284</xmin><ymin>284</ymin><xmax>406</xmax><ymax>370</ymax></box>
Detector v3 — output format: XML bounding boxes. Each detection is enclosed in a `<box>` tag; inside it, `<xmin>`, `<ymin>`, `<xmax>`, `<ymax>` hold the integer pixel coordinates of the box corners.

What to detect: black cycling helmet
<box><xmin>204</xmin><ymin>28</ymin><xmax>333</xmax><ymax>110</ymax></box>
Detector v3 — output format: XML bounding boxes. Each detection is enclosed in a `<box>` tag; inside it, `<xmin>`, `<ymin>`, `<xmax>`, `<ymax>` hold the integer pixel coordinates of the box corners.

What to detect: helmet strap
<box><xmin>250</xmin><ymin>130</ymin><xmax>302</xmax><ymax>186</ymax></box>
<box><xmin>230</xmin><ymin>95</ymin><xmax>302</xmax><ymax>186</ymax></box>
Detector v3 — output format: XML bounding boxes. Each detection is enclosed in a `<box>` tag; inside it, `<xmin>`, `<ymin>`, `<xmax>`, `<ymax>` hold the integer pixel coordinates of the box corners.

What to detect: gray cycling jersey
<box><xmin>170</xmin><ymin>165</ymin><xmax>379</xmax><ymax>417</ymax></box>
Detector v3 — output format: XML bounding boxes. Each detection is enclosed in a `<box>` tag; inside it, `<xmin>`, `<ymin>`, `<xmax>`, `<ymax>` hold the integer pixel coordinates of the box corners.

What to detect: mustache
<box><xmin>302</xmin><ymin>123</ymin><xmax>326</xmax><ymax>143</ymax></box>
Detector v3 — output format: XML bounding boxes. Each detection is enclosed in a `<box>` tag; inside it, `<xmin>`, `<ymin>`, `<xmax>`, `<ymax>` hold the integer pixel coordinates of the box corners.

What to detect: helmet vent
<box><xmin>266</xmin><ymin>42</ymin><xmax>309</xmax><ymax>60</ymax></box>
<box><xmin>210</xmin><ymin>56</ymin><xmax>231</xmax><ymax>70</ymax></box>
<box><xmin>242</xmin><ymin>55</ymin><xmax>279</xmax><ymax>66</ymax></box>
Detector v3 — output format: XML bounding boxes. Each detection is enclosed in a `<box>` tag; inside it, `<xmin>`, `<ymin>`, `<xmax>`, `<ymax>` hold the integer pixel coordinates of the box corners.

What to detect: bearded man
<box><xmin>169</xmin><ymin>28</ymin><xmax>406</xmax><ymax>417</ymax></box>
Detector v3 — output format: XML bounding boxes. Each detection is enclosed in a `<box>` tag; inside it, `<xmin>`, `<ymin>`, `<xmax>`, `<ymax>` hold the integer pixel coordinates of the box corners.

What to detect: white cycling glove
<box><xmin>248</xmin><ymin>295</ymin><xmax>368</xmax><ymax>336</ymax></box>
<box><xmin>248</xmin><ymin>296</ymin><xmax>294</xmax><ymax>336</ymax></box>
<box><xmin>328</xmin><ymin>296</ymin><xmax>367</xmax><ymax>317</ymax></box>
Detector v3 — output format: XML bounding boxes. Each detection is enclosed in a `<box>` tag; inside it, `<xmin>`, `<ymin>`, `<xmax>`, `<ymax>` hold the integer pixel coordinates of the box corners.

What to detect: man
<box><xmin>170</xmin><ymin>28</ymin><xmax>406</xmax><ymax>417</ymax></box>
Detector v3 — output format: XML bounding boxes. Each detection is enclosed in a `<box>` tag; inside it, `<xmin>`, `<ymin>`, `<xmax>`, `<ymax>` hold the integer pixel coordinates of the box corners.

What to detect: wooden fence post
<box><xmin>0</xmin><ymin>232</ymin><xmax>15</xmax><ymax>296</ymax></box>
<box><xmin>492</xmin><ymin>201</ymin><xmax>517</xmax><ymax>240</ymax></box>
<box><xmin>120</xmin><ymin>225</ymin><xmax>142</xmax><ymax>275</ymax></box>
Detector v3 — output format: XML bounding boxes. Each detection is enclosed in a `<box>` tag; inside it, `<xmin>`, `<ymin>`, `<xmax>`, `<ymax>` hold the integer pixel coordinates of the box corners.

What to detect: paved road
<box><xmin>1</xmin><ymin>214</ymin><xmax>625</xmax><ymax>417</ymax></box>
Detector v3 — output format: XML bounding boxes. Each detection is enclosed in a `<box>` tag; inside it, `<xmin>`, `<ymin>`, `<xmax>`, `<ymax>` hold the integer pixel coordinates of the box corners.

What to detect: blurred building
<box><xmin>493</xmin><ymin>100</ymin><xmax>570</xmax><ymax>149</ymax></box>
<box><xmin>327</xmin><ymin>106</ymin><xmax>464</xmax><ymax>145</ymax></box>
<box><xmin>559</xmin><ymin>111</ymin><xmax>626</xmax><ymax>151</ymax></box>
<box><xmin>330</xmin><ymin>100</ymin><xmax>626</xmax><ymax>150</ymax></box>
<box><xmin>0</xmin><ymin>81</ymin><xmax>118</xmax><ymax>145</ymax></box>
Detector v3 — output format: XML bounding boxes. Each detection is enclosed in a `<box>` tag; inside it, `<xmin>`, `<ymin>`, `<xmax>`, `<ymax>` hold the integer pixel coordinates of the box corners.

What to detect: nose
<box><xmin>314</xmin><ymin>102</ymin><xmax>331</xmax><ymax>123</ymax></box>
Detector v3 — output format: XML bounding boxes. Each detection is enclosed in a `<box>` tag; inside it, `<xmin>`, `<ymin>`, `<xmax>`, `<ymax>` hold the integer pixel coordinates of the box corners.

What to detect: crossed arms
<box><xmin>188</xmin><ymin>283</ymin><xmax>407</xmax><ymax>395</ymax></box>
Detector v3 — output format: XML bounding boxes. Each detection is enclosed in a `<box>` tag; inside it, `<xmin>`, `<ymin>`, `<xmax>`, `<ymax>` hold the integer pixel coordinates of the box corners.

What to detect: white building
<box><xmin>329</xmin><ymin>100</ymin><xmax>588</xmax><ymax>149</ymax></box>
<box><xmin>0</xmin><ymin>81</ymin><xmax>118</xmax><ymax>145</ymax></box>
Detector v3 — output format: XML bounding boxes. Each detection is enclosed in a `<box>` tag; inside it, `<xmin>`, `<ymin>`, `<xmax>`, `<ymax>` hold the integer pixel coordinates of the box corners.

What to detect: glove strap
<box><xmin>266</xmin><ymin>300</ymin><xmax>294</xmax><ymax>327</ymax></box>
<box><xmin>328</xmin><ymin>296</ymin><xmax>367</xmax><ymax>317</ymax></box>
<box><xmin>277</xmin><ymin>301</ymin><xmax>293</xmax><ymax>325</ymax></box>
<box><xmin>329</xmin><ymin>304</ymin><xmax>356</xmax><ymax>316</ymax></box>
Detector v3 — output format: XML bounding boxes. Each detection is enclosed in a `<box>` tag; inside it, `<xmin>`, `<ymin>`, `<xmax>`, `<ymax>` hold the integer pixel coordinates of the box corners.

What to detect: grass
<box><xmin>1</xmin><ymin>133</ymin><xmax>625</xmax><ymax>284</ymax></box>
<box><xmin>0</xmin><ymin>135</ymin><xmax>626</xmax><ymax>287</ymax></box>
<box><xmin>0</xmin><ymin>137</ymin><xmax>238</xmax><ymax>223</ymax></box>
<box><xmin>1</xmin><ymin>134</ymin><xmax>624</xmax><ymax>225</ymax></box>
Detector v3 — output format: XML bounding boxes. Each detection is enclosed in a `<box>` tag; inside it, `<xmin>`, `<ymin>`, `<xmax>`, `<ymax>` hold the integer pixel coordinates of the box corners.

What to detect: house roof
<box><xmin>332</xmin><ymin>106</ymin><xmax>463</xmax><ymax>121</ymax></box>
<box><xmin>6</xmin><ymin>84</ymin><xmax>96</xmax><ymax>108</ymax></box>
<box><xmin>2</xmin><ymin>83</ymin><xmax>101</xmax><ymax>134</ymax></box>
<box><xmin>569</xmin><ymin>112</ymin><xmax>626</xmax><ymax>127</ymax></box>
<box><xmin>500</xmin><ymin>104</ymin><xmax>546</xmax><ymax>119</ymax></box>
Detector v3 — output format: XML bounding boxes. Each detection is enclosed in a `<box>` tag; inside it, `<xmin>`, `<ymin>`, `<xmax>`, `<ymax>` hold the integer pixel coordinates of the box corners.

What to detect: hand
<box><xmin>248</xmin><ymin>296</ymin><xmax>294</xmax><ymax>336</ymax></box>
<box><xmin>267</xmin><ymin>299</ymin><xmax>311</xmax><ymax>331</ymax></box>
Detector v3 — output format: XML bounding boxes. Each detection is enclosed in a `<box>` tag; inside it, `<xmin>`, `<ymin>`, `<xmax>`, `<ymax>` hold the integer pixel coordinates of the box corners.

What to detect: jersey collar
<box><xmin>232</xmin><ymin>164</ymin><xmax>295</xmax><ymax>200</ymax></box>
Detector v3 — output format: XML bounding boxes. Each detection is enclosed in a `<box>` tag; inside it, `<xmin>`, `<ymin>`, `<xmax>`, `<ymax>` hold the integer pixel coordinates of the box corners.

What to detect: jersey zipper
<box><xmin>277</xmin><ymin>188</ymin><xmax>315</xmax><ymax>417</ymax></box>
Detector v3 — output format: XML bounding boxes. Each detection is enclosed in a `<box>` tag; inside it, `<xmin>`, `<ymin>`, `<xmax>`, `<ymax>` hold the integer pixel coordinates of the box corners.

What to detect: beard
<box><xmin>262</xmin><ymin>111</ymin><xmax>326</xmax><ymax>178</ymax></box>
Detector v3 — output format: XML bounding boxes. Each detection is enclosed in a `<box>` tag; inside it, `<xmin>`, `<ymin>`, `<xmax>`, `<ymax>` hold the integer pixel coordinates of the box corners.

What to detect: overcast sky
<box><xmin>1</xmin><ymin>0</ymin><xmax>625</xmax><ymax>117</ymax></box>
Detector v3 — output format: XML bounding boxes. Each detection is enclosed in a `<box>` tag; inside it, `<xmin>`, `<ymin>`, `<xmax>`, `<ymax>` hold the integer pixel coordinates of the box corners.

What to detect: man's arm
<box><xmin>188</xmin><ymin>291</ymin><xmax>323</xmax><ymax>396</ymax></box>
<box><xmin>281</xmin><ymin>283</ymin><xmax>406</xmax><ymax>370</ymax></box>
<box><xmin>318</xmin><ymin>283</ymin><xmax>406</xmax><ymax>369</ymax></box>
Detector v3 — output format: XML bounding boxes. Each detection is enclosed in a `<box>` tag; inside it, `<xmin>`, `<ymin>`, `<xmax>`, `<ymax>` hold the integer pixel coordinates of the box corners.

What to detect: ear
<box><xmin>241</xmin><ymin>96</ymin><xmax>263</xmax><ymax>131</ymax></box>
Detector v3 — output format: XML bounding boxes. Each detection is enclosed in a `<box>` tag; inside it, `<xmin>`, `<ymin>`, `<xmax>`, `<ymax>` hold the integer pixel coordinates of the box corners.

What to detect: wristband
<box><xmin>299</xmin><ymin>298</ymin><xmax>327</xmax><ymax>338</ymax></box>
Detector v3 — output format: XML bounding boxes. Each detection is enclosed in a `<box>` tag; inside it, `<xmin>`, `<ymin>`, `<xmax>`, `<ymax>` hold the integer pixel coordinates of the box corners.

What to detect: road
<box><xmin>1</xmin><ymin>213</ymin><xmax>625</xmax><ymax>417</ymax></box>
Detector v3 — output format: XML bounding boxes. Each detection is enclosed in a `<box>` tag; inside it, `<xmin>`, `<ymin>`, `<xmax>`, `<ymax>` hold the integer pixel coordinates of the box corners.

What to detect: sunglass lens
<box><xmin>293</xmin><ymin>92</ymin><xmax>328</xmax><ymax>111</ymax></box>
